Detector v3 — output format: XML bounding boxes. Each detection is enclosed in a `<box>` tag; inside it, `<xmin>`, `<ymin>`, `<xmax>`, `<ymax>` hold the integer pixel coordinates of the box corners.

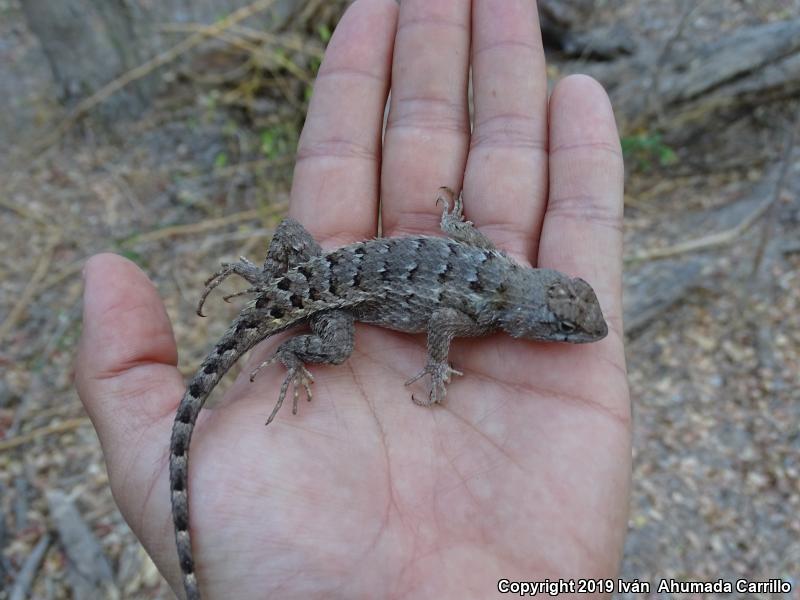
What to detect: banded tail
<box><xmin>169</xmin><ymin>311</ymin><xmax>302</xmax><ymax>600</ymax></box>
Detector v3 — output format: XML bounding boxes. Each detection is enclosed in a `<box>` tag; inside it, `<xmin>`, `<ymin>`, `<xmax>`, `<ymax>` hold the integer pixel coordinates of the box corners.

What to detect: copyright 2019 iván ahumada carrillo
<box><xmin>497</xmin><ymin>577</ymin><xmax>792</xmax><ymax>595</ymax></box>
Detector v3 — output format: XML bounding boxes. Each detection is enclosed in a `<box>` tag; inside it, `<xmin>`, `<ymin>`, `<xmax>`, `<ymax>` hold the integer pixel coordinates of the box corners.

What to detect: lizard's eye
<box><xmin>558</xmin><ymin>321</ymin><xmax>576</xmax><ymax>334</ymax></box>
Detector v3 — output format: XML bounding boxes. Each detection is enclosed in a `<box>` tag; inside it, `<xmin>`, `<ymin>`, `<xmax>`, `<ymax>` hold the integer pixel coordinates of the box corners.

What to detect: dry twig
<box><xmin>0</xmin><ymin>233</ymin><xmax>60</xmax><ymax>344</ymax></box>
<box><xmin>127</xmin><ymin>203</ymin><xmax>287</xmax><ymax>245</ymax></box>
<box><xmin>625</xmin><ymin>199</ymin><xmax>773</xmax><ymax>262</ymax></box>
<box><xmin>0</xmin><ymin>418</ymin><xmax>90</xmax><ymax>452</ymax></box>
<box><xmin>34</xmin><ymin>204</ymin><xmax>287</xmax><ymax>294</ymax></box>
<box><xmin>626</xmin><ymin>124</ymin><xmax>796</xmax><ymax>264</ymax></box>
<box><xmin>160</xmin><ymin>23</ymin><xmax>324</xmax><ymax>58</ymax></box>
<box><xmin>213</xmin><ymin>155</ymin><xmax>294</xmax><ymax>178</ymax></box>
<box><xmin>0</xmin><ymin>196</ymin><xmax>52</xmax><ymax>226</ymax></box>
<box><xmin>40</xmin><ymin>259</ymin><xmax>88</xmax><ymax>295</ymax></box>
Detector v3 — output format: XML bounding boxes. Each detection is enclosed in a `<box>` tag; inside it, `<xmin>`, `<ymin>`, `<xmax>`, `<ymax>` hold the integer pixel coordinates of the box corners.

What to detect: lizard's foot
<box><xmin>436</xmin><ymin>186</ymin><xmax>462</xmax><ymax>220</ymax></box>
<box><xmin>436</xmin><ymin>187</ymin><xmax>496</xmax><ymax>249</ymax></box>
<box><xmin>405</xmin><ymin>362</ymin><xmax>463</xmax><ymax>406</ymax></box>
<box><xmin>197</xmin><ymin>257</ymin><xmax>265</xmax><ymax>317</ymax></box>
<box><xmin>252</xmin><ymin>313</ymin><xmax>354</xmax><ymax>424</ymax></box>
<box><xmin>250</xmin><ymin>355</ymin><xmax>314</xmax><ymax>425</ymax></box>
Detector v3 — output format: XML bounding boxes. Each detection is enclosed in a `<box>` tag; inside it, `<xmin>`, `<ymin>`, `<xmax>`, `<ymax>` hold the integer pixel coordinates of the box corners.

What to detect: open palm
<box><xmin>76</xmin><ymin>1</ymin><xmax>628</xmax><ymax>598</ymax></box>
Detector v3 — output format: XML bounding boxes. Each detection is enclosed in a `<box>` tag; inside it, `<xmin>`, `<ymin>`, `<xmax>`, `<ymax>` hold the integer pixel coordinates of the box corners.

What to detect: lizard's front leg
<box><xmin>405</xmin><ymin>307</ymin><xmax>485</xmax><ymax>406</ymax></box>
<box><xmin>250</xmin><ymin>310</ymin><xmax>355</xmax><ymax>424</ymax></box>
<box><xmin>196</xmin><ymin>258</ymin><xmax>265</xmax><ymax>316</ymax></box>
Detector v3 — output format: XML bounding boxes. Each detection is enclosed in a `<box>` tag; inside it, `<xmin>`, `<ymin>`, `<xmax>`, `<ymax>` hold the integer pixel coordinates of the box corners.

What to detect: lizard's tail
<box><xmin>168</xmin><ymin>313</ymin><xmax>294</xmax><ymax>600</ymax></box>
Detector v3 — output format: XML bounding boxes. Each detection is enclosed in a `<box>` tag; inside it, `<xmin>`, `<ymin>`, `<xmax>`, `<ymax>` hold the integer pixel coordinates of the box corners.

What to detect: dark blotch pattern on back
<box><xmin>217</xmin><ymin>339</ymin><xmax>237</xmax><ymax>353</ymax></box>
<box><xmin>236</xmin><ymin>319</ymin><xmax>258</xmax><ymax>332</ymax></box>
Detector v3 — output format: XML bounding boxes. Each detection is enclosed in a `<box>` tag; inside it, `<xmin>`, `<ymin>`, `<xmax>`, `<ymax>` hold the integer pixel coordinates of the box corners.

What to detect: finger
<box><xmin>75</xmin><ymin>254</ymin><xmax>184</xmax><ymax>464</ymax></box>
<box><xmin>463</xmin><ymin>0</ymin><xmax>548</xmax><ymax>262</ymax></box>
<box><xmin>290</xmin><ymin>0</ymin><xmax>398</xmax><ymax>246</ymax></box>
<box><xmin>538</xmin><ymin>75</ymin><xmax>625</xmax><ymax>340</ymax></box>
<box><xmin>381</xmin><ymin>0</ymin><xmax>471</xmax><ymax>236</ymax></box>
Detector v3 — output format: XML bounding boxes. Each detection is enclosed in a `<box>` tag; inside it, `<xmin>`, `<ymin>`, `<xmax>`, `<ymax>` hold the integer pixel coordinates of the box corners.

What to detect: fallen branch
<box><xmin>46</xmin><ymin>490</ymin><xmax>115</xmax><ymax>598</ymax></box>
<box><xmin>624</xmin><ymin>199</ymin><xmax>772</xmax><ymax>262</ymax></box>
<box><xmin>9</xmin><ymin>533</ymin><xmax>51</xmax><ymax>600</ymax></box>
<box><xmin>648</xmin><ymin>0</ymin><xmax>707</xmax><ymax>126</ymax></box>
<box><xmin>126</xmin><ymin>202</ymin><xmax>287</xmax><ymax>245</ymax></box>
<box><xmin>750</xmin><ymin>123</ymin><xmax>796</xmax><ymax>275</ymax></box>
<box><xmin>611</xmin><ymin>18</ymin><xmax>800</xmax><ymax>139</ymax></box>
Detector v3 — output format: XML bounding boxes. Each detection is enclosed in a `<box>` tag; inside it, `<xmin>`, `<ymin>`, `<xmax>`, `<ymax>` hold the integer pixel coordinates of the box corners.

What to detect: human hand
<box><xmin>75</xmin><ymin>1</ymin><xmax>628</xmax><ymax>597</ymax></box>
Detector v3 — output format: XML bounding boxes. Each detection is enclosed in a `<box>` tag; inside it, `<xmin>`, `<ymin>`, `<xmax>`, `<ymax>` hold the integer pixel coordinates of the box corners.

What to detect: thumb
<box><xmin>75</xmin><ymin>253</ymin><xmax>184</xmax><ymax>474</ymax></box>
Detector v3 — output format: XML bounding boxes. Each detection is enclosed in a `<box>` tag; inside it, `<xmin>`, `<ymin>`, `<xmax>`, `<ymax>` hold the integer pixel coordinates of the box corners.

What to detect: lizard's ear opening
<box><xmin>558</xmin><ymin>320</ymin><xmax>577</xmax><ymax>334</ymax></box>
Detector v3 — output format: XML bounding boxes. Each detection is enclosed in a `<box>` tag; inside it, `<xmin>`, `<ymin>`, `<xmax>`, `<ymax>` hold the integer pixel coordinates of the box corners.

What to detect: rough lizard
<box><xmin>169</xmin><ymin>188</ymin><xmax>608</xmax><ymax>599</ymax></box>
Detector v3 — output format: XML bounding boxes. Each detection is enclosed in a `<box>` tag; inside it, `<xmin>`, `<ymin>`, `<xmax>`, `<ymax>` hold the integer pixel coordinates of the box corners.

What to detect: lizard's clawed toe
<box><xmin>250</xmin><ymin>355</ymin><xmax>279</xmax><ymax>382</ymax></box>
<box><xmin>265</xmin><ymin>364</ymin><xmax>314</xmax><ymax>426</ymax></box>
<box><xmin>406</xmin><ymin>362</ymin><xmax>462</xmax><ymax>406</ymax></box>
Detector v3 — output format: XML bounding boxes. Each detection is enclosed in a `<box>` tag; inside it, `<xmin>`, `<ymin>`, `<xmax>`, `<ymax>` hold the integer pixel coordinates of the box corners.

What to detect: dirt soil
<box><xmin>1</xmin><ymin>0</ymin><xmax>798</xmax><ymax>598</ymax></box>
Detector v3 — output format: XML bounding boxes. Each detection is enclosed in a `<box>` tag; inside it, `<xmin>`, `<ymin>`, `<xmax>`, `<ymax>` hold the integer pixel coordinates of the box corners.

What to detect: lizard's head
<box><xmin>496</xmin><ymin>270</ymin><xmax>608</xmax><ymax>343</ymax></box>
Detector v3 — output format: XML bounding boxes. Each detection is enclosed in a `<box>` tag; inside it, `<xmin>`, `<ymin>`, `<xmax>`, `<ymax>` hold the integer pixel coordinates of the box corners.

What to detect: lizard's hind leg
<box><xmin>250</xmin><ymin>310</ymin><xmax>355</xmax><ymax>425</ymax></box>
<box><xmin>197</xmin><ymin>218</ymin><xmax>323</xmax><ymax>316</ymax></box>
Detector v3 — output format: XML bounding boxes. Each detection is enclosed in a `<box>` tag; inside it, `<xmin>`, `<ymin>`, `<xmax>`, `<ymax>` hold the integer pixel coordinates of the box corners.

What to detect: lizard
<box><xmin>169</xmin><ymin>188</ymin><xmax>608</xmax><ymax>599</ymax></box>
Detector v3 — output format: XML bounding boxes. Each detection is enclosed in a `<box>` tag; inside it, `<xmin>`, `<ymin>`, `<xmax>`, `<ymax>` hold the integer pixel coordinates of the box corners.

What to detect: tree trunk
<box><xmin>20</xmin><ymin>0</ymin><xmax>301</xmax><ymax>120</ymax></box>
